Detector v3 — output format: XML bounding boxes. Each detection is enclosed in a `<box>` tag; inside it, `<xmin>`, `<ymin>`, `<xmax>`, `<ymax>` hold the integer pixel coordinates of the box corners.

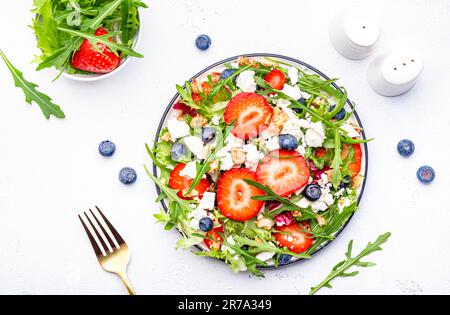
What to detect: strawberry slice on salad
<box><xmin>274</xmin><ymin>221</ymin><xmax>313</xmax><ymax>253</ymax></box>
<box><xmin>217</xmin><ymin>169</ymin><xmax>264</xmax><ymax>222</ymax></box>
<box><xmin>256</xmin><ymin>149</ymin><xmax>310</xmax><ymax>197</ymax></box>
<box><xmin>224</xmin><ymin>92</ymin><xmax>273</xmax><ymax>139</ymax></box>
<box><xmin>204</xmin><ymin>226</ymin><xmax>223</xmax><ymax>250</ymax></box>
<box><xmin>264</xmin><ymin>69</ymin><xmax>286</xmax><ymax>90</ymax></box>
<box><xmin>169</xmin><ymin>163</ymin><xmax>210</xmax><ymax>200</ymax></box>
<box><xmin>341</xmin><ymin>144</ymin><xmax>363</xmax><ymax>177</ymax></box>
<box><xmin>71</xmin><ymin>27</ymin><xmax>121</xmax><ymax>74</ymax></box>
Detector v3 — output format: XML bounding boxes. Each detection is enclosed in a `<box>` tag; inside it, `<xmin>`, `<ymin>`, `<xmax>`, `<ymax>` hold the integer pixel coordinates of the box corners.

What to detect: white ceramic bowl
<box><xmin>61</xmin><ymin>17</ymin><xmax>143</xmax><ymax>82</ymax></box>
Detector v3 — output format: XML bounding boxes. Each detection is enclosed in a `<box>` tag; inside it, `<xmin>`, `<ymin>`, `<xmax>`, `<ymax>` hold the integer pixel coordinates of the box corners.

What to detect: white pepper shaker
<box><xmin>367</xmin><ymin>49</ymin><xmax>424</xmax><ymax>96</ymax></box>
<box><xmin>329</xmin><ymin>6</ymin><xmax>381</xmax><ymax>59</ymax></box>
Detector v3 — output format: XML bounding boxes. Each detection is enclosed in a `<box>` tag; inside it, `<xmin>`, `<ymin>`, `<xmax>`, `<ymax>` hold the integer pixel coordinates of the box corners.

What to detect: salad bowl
<box><xmin>148</xmin><ymin>54</ymin><xmax>368</xmax><ymax>274</ymax></box>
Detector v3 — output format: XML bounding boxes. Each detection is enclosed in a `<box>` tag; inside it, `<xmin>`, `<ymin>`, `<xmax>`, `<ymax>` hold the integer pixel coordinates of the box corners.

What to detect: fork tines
<box><xmin>78</xmin><ymin>206</ymin><xmax>125</xmax><ymax>257</ymax></box>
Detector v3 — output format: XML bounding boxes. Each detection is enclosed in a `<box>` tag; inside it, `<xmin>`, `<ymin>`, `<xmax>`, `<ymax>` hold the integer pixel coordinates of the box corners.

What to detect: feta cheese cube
<box><xmin>341</xmin><ymin>123</ymin><xmax>360</xmax><ymax>138</ymax></box>
<box><xmin>236</xmin><ymin>70</ymin><xmax>257</xmax><ymax>92</ymax></box>
<box><xmin>167</xmin><ymin>118</ymin><xmax>190</xmax><ymax>139</ymax></box>
<box><xmin>266</xmin><ymin>136</ymin><xmax>280</xmax><ymax>151</ymax></box>
<box><xmin>197</xmin><ymin>192</ymin><xmax>216</xmax><ymax>211</ymax></box>
<box><xmin>255</xmin><ymin>251</ymin><xmax>275</xmax><ymax>262</ymax></box>
<box><xmin>282</xmin><ymin>84</ymin><xmax>302</xmax><ymax>100</ymax></box>
<box><xmin>305</xmin><ymin>122</ymin><xmax>325</xmax><ymax>147</ymax></box>
<box><xmin>179</xmin><ymin>161</ymin><xmax>198</xmax><ymax>179</ymax></box>
<box><xmin>288</xmin><ymin>67</ymin><xmax>299</xmax><ymax>85</ymax></box>
<box><xmin>183</xmin><ymin>136</ymin><xmax>204</xmax><ymax>159</ymax></box>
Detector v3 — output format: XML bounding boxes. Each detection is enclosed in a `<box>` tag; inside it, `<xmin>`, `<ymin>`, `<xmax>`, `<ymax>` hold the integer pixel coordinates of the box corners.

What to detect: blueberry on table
<box><xmin>202</xmin><ymin>127</ymin><xmax>216</xmax><ymax>144</ymax></box>
<box><xmin>279</xmin><ymin>134</ymin><xmax>298</xmax><ymax>151</ymax></box>
<box><xmin>195</xmin><ymin>34</ymin><xmax>212</xmax><ymax>51</ymax></box>
<box><xmin>98</xmin><ymin>140</ymin><xmax>116</xmax><ymax>157</ymax></box>
<box><xmin>397</xmin><ymin>139</ymin><xmax>415</xmax><ymax>157</ymax></box>
<box><xmin>119</xmin><ymin>167</ymin><xmax>137</xmax><ymax>185</ymax></box>
<box><xmin>220</xmin><ymin>69</ymin><xmax>235</xmax><ymax>80</ymax></box>
<box><xmin>278</xmin><ymin>254</ymin><xmax>292</xmax><ymax>265</ymax></box>
<box><xmin>417</xmin><ymin>165</ymin><xmax>435</xmax><ymax>184</ymax></box>
<box><xmin>304</xmin><ymin>183</ymin><xmax>322</xmax><ymax>201</ymax></box>
<box><xmin>199</xmin><ymin>217</ymin><xmax>214</xmax><ymax>232</ymax></box>
<box><xmin>170</xmin><ymin>142</ymin><xmax>187</xmax><ymax>161</ymax></box>
<box><xmin>328</xmin><ymin>104</ymin><xmax>346</xmax><ymax>120</ymax></box>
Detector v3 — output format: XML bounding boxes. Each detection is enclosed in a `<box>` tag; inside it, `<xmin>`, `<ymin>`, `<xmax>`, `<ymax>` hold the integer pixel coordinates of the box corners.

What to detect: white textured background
<box><xmin>0</xmin><ymin>0</ymin><xmax>449</xmax><ymax>295</ymax></box>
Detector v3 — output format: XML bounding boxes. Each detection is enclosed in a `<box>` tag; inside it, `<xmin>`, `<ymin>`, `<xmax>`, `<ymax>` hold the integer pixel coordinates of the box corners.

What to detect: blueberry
<box><xmin>279</xmin><ymin>134</ymin><xmax>298</xmax><ymax>151</ymax></box>
<box><xmin>338</xmin><ymin>175</ymin><xmax>352</xmax><ymax>190</ymax></box>
<box><xmin>199</xmin><ymin>217</ymin><xmax>214</xmax><ymax>232</ymax></box>
<box><xmin>304</xmin><ymin>183</ymin><xmax>321</xmax><ymax>201</ymax></box>
<box><xmin>170</xmin><ymin>142</ymin><xmax>187</xmax><ymax>161</ymax></box>
<box><xmin>416</xmin><ymin>165</ymin><xmax>435</xmax><ymax>184</ymax></box>
<box><xmin>195</xmin><ymin>34</ymin><xmax>211</xmax><ymax>51</ymax></box>
<box><xmin>98</xmin><ymin>140</ymin><xmax>116</xmax><ymax>157</ymax></box>
<box><xmin>278</xmin><ymin>254</ymin><xmax>292</xmax><ymax>265</ymax></box>
<box><xmin>119</xmin><ymin>167</ymin><xmax>137</xmax><ymax>185</ymax></box>
<box><xmin>202</xmin><ymin>127</ymin><xmax>216</xmax><ymax>144</ymax></box>
<box><xmin>220</xmin><ymin>69</ymin><xmax>235</xmax><ymax>80</ymax></box>
<box><xmin>328</xmin><ymin>105</ymin><xmax>346</xmax><ymax>120</ymax></box>
<box><xmin>397</xmin><ymin>139</ymin><xmax>415</xmax><ymax>157</ymax></box>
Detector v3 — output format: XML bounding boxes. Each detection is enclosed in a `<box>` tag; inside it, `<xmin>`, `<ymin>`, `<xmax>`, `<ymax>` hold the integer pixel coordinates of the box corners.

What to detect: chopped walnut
<box><xmin>182</xmin><ymin>189</ymin><xmax>198</xmax><ymax>198</ymax></box>
<box><xmin>210</xmin><ymin>72</ymin><xmax>221</xmax><ymax>84</ymax></box>
<box><xmin>207</xmin><ymin>160</ymin><xmax>219</xmax><ymax>175</ymax></box>
<box><xmin>231</xmin><ymin>147</ymin><xmax>246</xmax><ymax>165</ymax></box>
<box><xmin>190</xmin><ymin>114</ymin><xmax>208</xmax><ymax>128</ymax></box>
<box><xmin>325</xmin><ymin>169</ymin><xmax>334</xmax><ymax>182</ymax></box>
<box><xmin>161</xmin><ymin>131</ymin><xmax>172</xmax><ymax>142</ymax></box>
<box><xmin>312</xmin><ymin>97</ymin><xmax>327</xmax><ymax>107</ymax></box>
<box><xmin>349</xmin><ymin>122</ymin><xmax>363</xmax><ymax>133</ymax></box>
<box><xmin>352</xmin><ymin>175</ymin><xmax>363</xmax><ymax>189</ymax></box>
<box><xmin>270</xmin><ymin>107</ymin><xmax>289</xmax><ymax>132</ymax></box>
<box><xmin>256</xmin><ymin>216</ymin><xmax>275</xmax><ymax>230</ymax></box>
<box><xmin>292</xmin><ymin>210</ymin><xmax>302</xmax><ymax>218</ymax></box>
<box><xmin>191</xmin><ymin>79</ymin><xmax>201</xmax><ymax>94</ymax></box>
<box><xmin>316</xmin><ymin>215</ymin><xmax>327</xmax><ymax>227</ymax></box>
<box><xmin>176</xmin><ymin>113</ymin><xmax>186</xmax><ymax>121</ymax></box>
<box><xmin>237</xmin><ymin>56</ymin><xmax>252</xmax><ymax>66</ymax></box>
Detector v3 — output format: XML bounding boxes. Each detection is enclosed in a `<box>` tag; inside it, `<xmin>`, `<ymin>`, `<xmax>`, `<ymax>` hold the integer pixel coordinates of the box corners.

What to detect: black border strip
<box><xmin>151</xmin><ymin>53</ymin><xmax>368</xmax><ymax>270</ymax></box>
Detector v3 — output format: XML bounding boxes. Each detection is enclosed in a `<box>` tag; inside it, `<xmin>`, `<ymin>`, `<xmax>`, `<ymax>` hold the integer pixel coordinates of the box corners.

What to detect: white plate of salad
<box><xmin>145</xmin><ymin>54</ymin><xmax>369</xmax><ymax>276</ymax></box>
<box><xmin>32</xmin><ymin>0</ymin><xmax>147</xmax><ymax>81</ymax></box>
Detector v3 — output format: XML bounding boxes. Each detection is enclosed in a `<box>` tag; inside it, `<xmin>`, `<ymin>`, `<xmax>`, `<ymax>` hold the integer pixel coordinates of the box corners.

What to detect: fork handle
<box><xmin>118</xmin><ymin>272</ymin><xmax>136</xmax><ymax>295</ymax></box>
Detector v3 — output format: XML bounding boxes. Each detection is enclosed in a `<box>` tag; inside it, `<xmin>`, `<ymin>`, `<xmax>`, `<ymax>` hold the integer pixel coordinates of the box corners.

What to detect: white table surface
<box><xmin>1</xmin><ymin>0</ymin><xmax>449</xmax><ymax>295</ymax></box>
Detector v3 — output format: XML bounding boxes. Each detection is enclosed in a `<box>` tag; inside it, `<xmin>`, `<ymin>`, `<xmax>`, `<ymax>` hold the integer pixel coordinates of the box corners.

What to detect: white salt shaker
<box><xmin>367</xmin><ymin>49</ymin><xmax>424</xmax><ymax>96</ymax></box>
<box><xmin>329</xmin><ymin>6</ymin><xmax>381</xmax><ymax>59</ymax></box>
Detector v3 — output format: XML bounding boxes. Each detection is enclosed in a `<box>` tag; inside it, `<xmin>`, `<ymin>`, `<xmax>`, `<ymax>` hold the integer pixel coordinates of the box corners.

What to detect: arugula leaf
<box><xmin>57</xmin><ymin>27</ymin><xmax>144</xmax><ymax>58</ymax></box>
<box><xmin>309</xmin><ymin>232</ymin><xmax>391</xmax><ymax>295</ymax></box>
<box><xmin>245</xmin><ymin>179</ymin><xmax>316</xmax><ymax>219</ymax></box>
<box><xmin>120</xmin><ymin>0</ymin><xmax>131</xmax><ymax>44</ymax></box>
<box><xmin>331</xmin><ymin>128</ymin><xmax>342</xmax><ymax>189</ymax></box>
<box><xmin>234</xmin><ymin>235</ymin><xmax>311</xmax><ymax>259</ymax></box>
<box><xmin>0</xmin><ymin>49</ymin><xmax>65</xmax><ymax>119</ymax></box>
<box><xmin>81</xmin><ymin>0</ymin><xmax>125</xmax><ymax>30</ymax></box>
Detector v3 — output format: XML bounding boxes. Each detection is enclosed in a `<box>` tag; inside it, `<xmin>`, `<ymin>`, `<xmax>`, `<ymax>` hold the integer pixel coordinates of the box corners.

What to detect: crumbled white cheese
<box><xmin>188</xmin><ymin>209</ymin><xmax>208</xmax><ymax>230</ymax></box>
<box><xmin>338</xmin><ymin>197</ymin><xmax>351</xmax><ymax>212</ymax></box>
<box><xmin>282</xmin><ymin>84</ymin><xmax>302</xmax><ymax>100</ymax></box>
<box><xmin>341</xmin><ymin>123</ymin><xmax>360</xmax><ymax>138</ymax></box>
<box><xmin>288</xmin><ymin>67</ymin><xmax>299</xmax><ymax>85</ymax></box>
<box><xmin>266</xmin><ymin>136</ymin><xmax>280</xmax><ymax>151</ymax></box>
<box><xmin>183</xmin><ymin>136</ymin><xmax>204</xmax><ymax>159</ymax></box>
<box><xmin>167</xmin><ymin>118</ymin><xmax>190</xmax><ymax>139</ymax></box>
<box><xmin>236</xmin><ymin>70</ymin><xmax>257</xmax><ymax>92</ymax></box>
<box><xmin>216</xmin><ymin>147</ymin><xmax>234</xmax><ymax>171</ymax></box>
<box><xmin>255</xmin><ymin>251</ymin><xmax>275</xmax><ymax>262</ymax></box>
<box><xmin>197</xmin><ymin>192</ymin><xmax>216</xmax><ymax>211</ymax></box>
<box><xmin>296</xmin><ymin>145</ymin><xmax>306</xmax><ymax>156</ymax></box>
<box><xmin>282</xmin><ymin>119</ymin><xmax>305</xmax><ymax>140</ymax></box>
<box><xmin>211</xmin><ymin>115</ymin><xmax>220</xmax><ymax>125</ymax></box>
<box><xmin>179</xmin><ymin>161</ymin><xmax>198</xmax><ymax>179</ymax></box>
<box><xmin>296</xmin><ymin>186</ymin><xmax>335</xmax><ymax>213</ymax></box>
<box><xmin>243</xmin><ymin>143</ymin><xmax>263</xmax><ymax>171</ymax></box>
<box><xmin>225</xmin><ymin>133</ymin><xmax>244</xmax><ymax>150</ymax></box>
<box><xmin>305</xmin><ymin>122</ymin><xmax>325</xmax><ymax>147</ymax></box>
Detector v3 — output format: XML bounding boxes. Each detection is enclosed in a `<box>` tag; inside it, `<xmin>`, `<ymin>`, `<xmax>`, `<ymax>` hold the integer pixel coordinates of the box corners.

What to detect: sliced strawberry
<box><xmin>264</xmin><ymin>69</ymin><xmax>286</xmax><ymax>90</ymax></box>
<box><xmin>274</xmin><ymin>221</ymin><xmax>313</xmax><ymax>253</ymax></box>
<box><xmin>191</xmin><ymin>93</ymin><xmax>203</xmax><ymax>104</ymax></box>
<box><xmin>257</xmin><ymin>150</ymin><xmax>310</xmax><ymax>197</ymax></box>
<box><xmin>204</xmin><ymin>226</ymin><xmax>223</xmax><ymax>250</ymax></box>
<box><xmin>169</xmin><ymin>164</ymin><xmax>210</xmax><ymax>200</ymax></box>
<box><xmin>315</xmin><ymin>147</ymin><xmax>329</xmax><ymax>158</ymax></box>
<box><xmin>224</xmin><ymin>92</ymin><xmax>273</xmax><ymax>139</ymax></box>
<box><xmin>217</xmin><ymin>169</ymin><xmax>264</xmax><ymax>222</ymax></box>
<box><xmin>349</xmin><ymin>144</ymin><xmax>362</xmax><ymax>176</ymax></box>
<box><xmin>71</xmin><ymin>27</ymin><xmax>121</xmax><ymax>74</ymax></box>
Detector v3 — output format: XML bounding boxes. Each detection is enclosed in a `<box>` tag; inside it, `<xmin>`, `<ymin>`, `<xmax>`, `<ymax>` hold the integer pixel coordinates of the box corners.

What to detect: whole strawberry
<box><xmin>71</xmin><ymin>27</ymin><xmax>121</xmax><ymax>74</ymax></box>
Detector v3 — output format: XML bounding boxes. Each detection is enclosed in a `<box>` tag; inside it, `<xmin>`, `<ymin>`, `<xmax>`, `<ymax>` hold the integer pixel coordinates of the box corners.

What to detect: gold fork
<box><xmin>78</xmin><ymin>206</ymin><xmax>136</xmax><ymax>295</ymax></box>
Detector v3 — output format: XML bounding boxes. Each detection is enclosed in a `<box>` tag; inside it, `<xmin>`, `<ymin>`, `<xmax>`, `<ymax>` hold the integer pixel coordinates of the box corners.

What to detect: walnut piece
<box><xmin>352</xmin><ymin>175</ymin><xmax>363</xmax><ymax>189</ymax></box>
<box><xmin>256</xmin><ymin>217</ymin><xmax>275</xmax><ymax>230</ymax></box>
<box><xmin>190</xmin><ymin>114</ymin><xmax>208</xmax><ymax>128</ymax></box>
<box><xmin>231</xmin><ymin>147</ymin><xmax>246</xmax><ymax>165</ymax></box>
